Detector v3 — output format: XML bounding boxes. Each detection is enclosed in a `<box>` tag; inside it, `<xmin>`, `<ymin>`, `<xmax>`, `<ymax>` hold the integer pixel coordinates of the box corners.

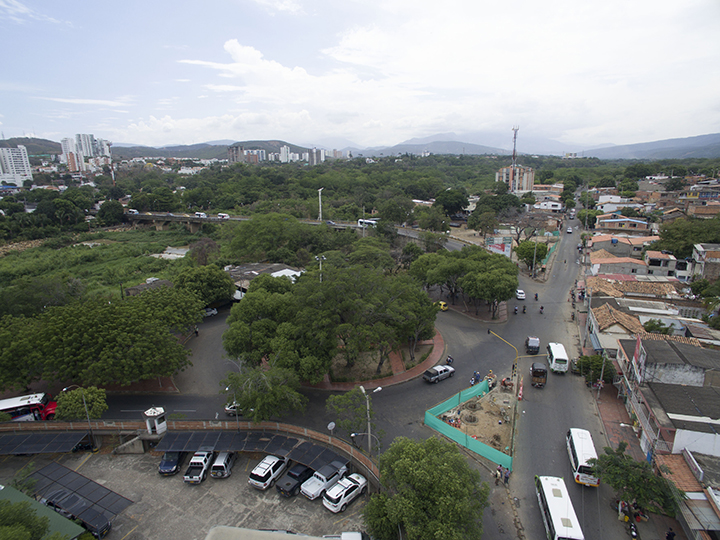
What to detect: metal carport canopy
<box><xmin>0</xmin><ymin>431</ymin><xmax>88</xmax><ymax>455</ymax></box>
<box><xmin>155</xmin><ymin>431</ymin><xmax>347</xmax><ymax>470</ymax></box>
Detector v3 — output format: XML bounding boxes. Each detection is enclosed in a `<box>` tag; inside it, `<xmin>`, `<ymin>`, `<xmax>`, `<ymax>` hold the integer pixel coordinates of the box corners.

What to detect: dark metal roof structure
<box><xmin>155</xmin><ymin>431</ymin><xmax>347</xmax><ymax>470</ymax></box>
<box><xmin>0</xmin><ymin>431</ymin><xmax>87</xmax><ymax>455</ymax></box>
<box><xmin>29</xmin><ymin>462</ymin><xmax>133</xmax><ymax>528</ymax></box>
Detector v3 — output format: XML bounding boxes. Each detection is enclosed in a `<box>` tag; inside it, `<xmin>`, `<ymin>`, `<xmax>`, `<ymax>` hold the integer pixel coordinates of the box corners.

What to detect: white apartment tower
<box><xmin>0</xmin><ymin>145</ymin><xmax>33</xmax><ymax>184</ymax></box>
<box><xmin>280</xmin><ymin>145</ymin><xmax>290</xmax><ymax>163</ymax></box>
<box><xmin>76</xmin><ymin>133</ymin><xmax>95</xmax><ymax>158</ymax></box>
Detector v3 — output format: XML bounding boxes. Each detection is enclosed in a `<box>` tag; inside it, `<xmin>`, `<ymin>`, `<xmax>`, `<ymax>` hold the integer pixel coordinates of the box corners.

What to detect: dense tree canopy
<box><xmin>364</xmin><ymin>437</ymin><xmax>489</xmax><ymax>540</ymax></box>
<box><xmin>55</xmin><ymin>386</ymin><xmax>108</xmax><ymax>421</ymax></box>
<box><xmin>0</xmin><ymin>287</ymin><xmax>202</xmax><ymax>390</ymax></box>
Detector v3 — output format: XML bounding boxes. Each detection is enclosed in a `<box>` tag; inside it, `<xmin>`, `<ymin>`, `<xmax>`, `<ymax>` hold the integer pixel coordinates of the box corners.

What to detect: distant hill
<box><xmin>585</xmin><ymin>133</ymin><xmax>720</xmax><ymax>160</ymax></box>
<box><xmin>110</xmin><ymin>139</ymin><xmax>309</xmax><ymax>160</ymax></box>
<box><xmin>357</xmin><ymin>140</ymin><xmax>509</xmax><ymax>157</ymax></box>
<box><xmin>0</xmin><ymin>137</ymin><xmax>61</xmax><ymax>156</ymax></box>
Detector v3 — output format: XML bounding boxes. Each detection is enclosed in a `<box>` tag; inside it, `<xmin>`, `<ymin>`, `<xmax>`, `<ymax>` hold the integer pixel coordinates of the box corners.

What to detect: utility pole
<box><xmin>318</xmin><ymin>187</ymin><xmax>324</xmax><ymax>221</ymax></box>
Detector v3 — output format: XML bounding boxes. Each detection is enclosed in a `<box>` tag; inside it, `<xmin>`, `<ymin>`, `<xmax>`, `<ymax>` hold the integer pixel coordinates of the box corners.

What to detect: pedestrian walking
<box><xmin>194</xmin><ymin>325</ymin><xmax>199</xmax><ymax>336</ymax></box>
<box><xmin>666</xmin><ymin>528</ymin><xmax>676</xmax><ymax>540</ymax></box>
<box><xmin>504</xmin><ymin>469</ymin><xmax>510</xmax><ymax>485</ymax></box>
<box><xmin>495</xmin><ymin>467</ymin><xmax>502</xmax><ymax>485</ymax></box>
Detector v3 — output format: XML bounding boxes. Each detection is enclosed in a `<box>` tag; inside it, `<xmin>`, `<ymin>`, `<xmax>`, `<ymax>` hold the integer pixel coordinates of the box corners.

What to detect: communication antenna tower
<box><xmin>511</xmin><ymin>126</ymin><xmax>519</xmax><ymax>168</ymax></box>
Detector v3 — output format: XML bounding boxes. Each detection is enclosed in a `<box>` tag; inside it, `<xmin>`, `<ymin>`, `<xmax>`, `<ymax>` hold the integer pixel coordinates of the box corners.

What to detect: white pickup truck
<box><xmin>301</xmin><ymin>460</ymin><xmax>348</xmax><ymax>500</ymax></box>
<box><xmin>183</xmin><ymin>451</ymin><xmax>214</xmax><ymax>484</ymax></box>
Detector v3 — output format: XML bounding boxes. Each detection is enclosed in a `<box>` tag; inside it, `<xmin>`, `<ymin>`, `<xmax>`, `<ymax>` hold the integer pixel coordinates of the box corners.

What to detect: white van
<box><xmin>195</xmin><ymin>212</ymin><xmax>207</xmax><ymax>218</ymax></box>
<box><xmin>217</xmin><ymin>213</ymin><xmax>229</xmax><ymax>220</ymax></box>
<box><xmin>547</xmin><ymin>342</ymin><xmax>569</xmax><ymax>373</ymax></box>
<box><xmin>566</xmin><ymin>428</ymin><xmax>600</xmax><ymax>487</ymax></box>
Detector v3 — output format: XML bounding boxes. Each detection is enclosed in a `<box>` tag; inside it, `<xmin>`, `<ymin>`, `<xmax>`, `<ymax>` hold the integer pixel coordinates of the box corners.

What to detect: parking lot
<box><xmin>0</xmin><ymin>450</ymin><xmax>366</xmax><ymax>540</ymax></box>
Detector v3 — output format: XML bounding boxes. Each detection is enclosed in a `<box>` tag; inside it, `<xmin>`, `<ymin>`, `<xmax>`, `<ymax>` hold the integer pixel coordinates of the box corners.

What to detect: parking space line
<box><xmin>120</xmin><ymin>524</ymin><xmax>139</xmax><ymax>539</ymax></box>
<box><xmin>74</xmin><ymin>452</ymin><xmax>93</xmax><ymax>471</ymax></box>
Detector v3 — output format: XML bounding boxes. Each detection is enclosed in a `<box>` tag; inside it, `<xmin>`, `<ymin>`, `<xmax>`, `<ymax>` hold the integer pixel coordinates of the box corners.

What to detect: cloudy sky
<box><xmin>1</xmin><ymin>0</ymin><xmax>719</xmax><ymax>149</ymax></box>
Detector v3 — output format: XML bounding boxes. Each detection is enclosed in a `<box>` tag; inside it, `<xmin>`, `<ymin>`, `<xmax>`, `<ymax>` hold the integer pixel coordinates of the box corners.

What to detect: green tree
<box><xmin>513</xmin><ymin>241</ymin><xmax>548</xmax><ymax>269</ymax></box>
<box><xmin>665</xmin><ymin>178</ymin><xmax>685</xmax><ymax>191</ymax></box>
<box><xmin>221</xmin><ymin>362</ymin><xmax>308</xmax><ymax>423</ymax></box>
<box><xmin>589</xmin><ymin>442</ymin><xmax>682</xmax><ymax>516</ymax></box>
<box><xmin>364</xmin><ymin>437</ymin><xmax>489</xmax><ymax>540</ymax></box>
<box><xmin>97</xmin><ymin>200</ymin><xmax>124</xmax><ymax>226</ymax></box>
<box><xmin>326</xmin><ymin>386</ymin><xmax>377</xmax><ymax>441</ymax></box>
<box><xmin>643</xmin><ymin>319</ymin><xmax>672</xmax><ymax>334</ymax></box>
<box><xmin>0</xmin><ymin>500</ymin><xmax>54</xmax><ymax>540</ymax></box>
<box><xmin>433</xmin><ymin>188</ymin><xmax>468</xmax><ymax>216</ymax></box>
<box><xmin>55</xmin><ymin>386</ymin><xmax>108</xmax><ymax>421</ymax></box>
<box><xmin>174</xmin><ymin>264</ymin><xmax>235</xmax><ymax>306</ymax></box>
<box><xmin>467</xmin><ymin>211</ymin><xmax>498</xmax><ymax>238</ymax></box>
<box><xmin>575</xmin><ymin>355</ymin><xmax>616</xmax><ymax>384</ymax></box>
<box><xmin>0</xmin><ymin>316</ymin><xmax>44</xmax><ymax>391</ymax></box>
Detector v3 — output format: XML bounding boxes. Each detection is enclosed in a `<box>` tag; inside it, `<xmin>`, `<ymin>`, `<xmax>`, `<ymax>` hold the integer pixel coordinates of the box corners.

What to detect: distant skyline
<box><xmin>1</xmin><ymin>0</ymin><xmax>719</xmax><ymax>149</ymax></box>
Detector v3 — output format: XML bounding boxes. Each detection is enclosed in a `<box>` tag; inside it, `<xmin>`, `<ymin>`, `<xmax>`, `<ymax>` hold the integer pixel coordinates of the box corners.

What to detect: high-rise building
<box><xmin>308</xmin><ymin>147</ymin><xmax>325</xmax><ymax>166</ymax></box>
<box><xmin>495</xmin><ymin>165</ymin><xmax>535</xmax><ymax>193</ymax></box>
<box><xmin>0</xmin><ymin>145</ymin><xmax>33</xmax><ymax>184</ymax></box>
<box><xmin>76</xmin><ymin>134</ymin><xmax>95</xmax><ymax>158</ymax></box>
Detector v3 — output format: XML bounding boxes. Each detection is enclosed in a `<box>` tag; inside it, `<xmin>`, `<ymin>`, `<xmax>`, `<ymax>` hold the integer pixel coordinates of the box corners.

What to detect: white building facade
<box><xmin>0</xmin><ymin>145</ymin><xmax>33</xmax><ymax>184</ymax></box>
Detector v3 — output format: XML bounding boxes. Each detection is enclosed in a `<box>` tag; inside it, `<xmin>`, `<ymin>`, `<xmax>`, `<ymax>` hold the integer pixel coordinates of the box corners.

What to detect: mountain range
<box><xmin>2</xmin><ymin>133</ymin><xmax>720</xmax><ymax>161</ymax></box>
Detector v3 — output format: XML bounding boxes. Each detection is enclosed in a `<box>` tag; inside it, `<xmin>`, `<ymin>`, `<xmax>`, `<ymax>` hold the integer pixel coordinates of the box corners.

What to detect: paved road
<box><xmin>105</xmin><ymin>221</ymin><xmax>621</xmax><ymax>539</ymax></box>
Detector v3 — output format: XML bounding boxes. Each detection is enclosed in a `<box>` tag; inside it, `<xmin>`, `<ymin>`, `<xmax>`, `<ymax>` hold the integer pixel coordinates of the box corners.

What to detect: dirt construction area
<box><xmin>438</xmin><ymin>386</ymin><xmax>516</xmax><ymax>455</ymax></box>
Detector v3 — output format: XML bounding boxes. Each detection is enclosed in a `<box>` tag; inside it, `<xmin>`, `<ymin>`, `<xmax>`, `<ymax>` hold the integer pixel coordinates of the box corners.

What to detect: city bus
<box><xmin>0</xmin><ymin>393</ymin><xmax>57</xmax><ymax>421</ymax></box>
<box><xmin>566</xmin><ymin>428</ymin><xmax>600</xmax><ymax>487</ymax></box>
<box><xmin>535</xmin><ymin>476</ymin><xmax>584</xmax><ymax>540</ymax></box>
<box><xmin>357</xmin><ymin>219</ymin><xmax>378</xmax><ymax>228</ymax></box>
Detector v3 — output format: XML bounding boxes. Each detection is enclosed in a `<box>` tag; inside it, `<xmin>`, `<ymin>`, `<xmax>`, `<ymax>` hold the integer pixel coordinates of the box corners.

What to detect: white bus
<box><xmin>535</xmin><ymin>476</ymin><xmax>585</xmax><ymax>540</ymax></box>
<box><xmin>547</xmin><ymin>342</ymin><xmax>569</xmax><ymax>374</ymax></box>
<box><xmin>0</xmin><ymin>393</ymin><xmax>57</xmax><ymax>421</ymax></box>
<box><xmin>357</xmin><ymin>219</ymin><xmax>378</xmax><ymax>228</ymax></box>
<box><xmin>566</xmin><ymin>428</ymin><xmax>600</xmax><ymax>487</ymax></box>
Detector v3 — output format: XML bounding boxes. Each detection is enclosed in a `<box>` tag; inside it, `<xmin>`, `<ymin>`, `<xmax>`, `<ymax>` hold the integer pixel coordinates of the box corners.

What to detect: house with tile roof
<box><xmin>654</xmin><ymin>452</ymin><xmax>720</xmax><ymax>536</ymax></box>
<box><xmin>644</xmin><ymin>250</ymin><xmax>677</xmax><ymax>277</ymax></box>
<box><xmin>587</xmin><ymin>301</ymin><xmax>645</xmax><ymax>353</ymax></box>
<box><xmin>588</xmin><ymin>234</ymin><xmax>660</xmax><ymax>259</ymax></box>
<box><xmin>590</xmin><ymin>250</ymin><xmax>648</xmax><ymax>276</ymax></box>
<box><xmin>595</xmin><ymin>212</ymin><xmax>652</xmax><ymax>235</ymax></box>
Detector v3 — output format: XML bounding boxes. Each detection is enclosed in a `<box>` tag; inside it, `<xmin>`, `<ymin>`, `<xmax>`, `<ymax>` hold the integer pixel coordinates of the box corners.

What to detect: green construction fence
<box><xmin>424</xmin><ymin>380</ymin><xmax>513</xmax><ymax>471</ymax></box>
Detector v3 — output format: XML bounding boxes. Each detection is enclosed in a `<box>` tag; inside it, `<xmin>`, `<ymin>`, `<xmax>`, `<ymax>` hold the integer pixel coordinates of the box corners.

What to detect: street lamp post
<box><xmin>62</xmin><ymin>385</ymin><xmax>94</xmax><ymax>449</ymax></box>
<box><xmin>225</xmin><ymin>386</ymin><xmax>239</xmax><ymax>431</ymax></box>
<box><xmin>315</xmin><ymin>255</ymin><xmax>326</xmax><ymax>282</ymax></box>
<box><xmin>318</xmin><ymin>187</ymin><xmax>324</xmax><ymax>221</ymax></box>
<box><xmin>359</xmin><ymin>385</ymin><xmax>381</xmax><ymax>455</ymax></box>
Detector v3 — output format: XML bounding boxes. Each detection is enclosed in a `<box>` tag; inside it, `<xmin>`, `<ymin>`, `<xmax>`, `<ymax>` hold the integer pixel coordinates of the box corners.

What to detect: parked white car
<box><xmin>322</xmin><ymin>473</ymin><xmax>367</xmax><ymax>513</ymax></box>
<box><xmin>203</xmin><ymin>308</ymin><xmax>218</xmax><ymax>317</ymax></box>
<box><xmin>248</xmin><ymin>455</ymin><xmax>288</xmax><ymax>490</ymax></box>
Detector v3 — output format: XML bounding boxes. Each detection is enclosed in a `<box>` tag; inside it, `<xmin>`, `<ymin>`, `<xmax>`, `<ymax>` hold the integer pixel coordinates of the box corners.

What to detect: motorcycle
<box><xmin>514</xmin><ymin>306</ymin><xmax>518</xmax><ymax>315</ymax></box>
<box><xmin>522</xmin><ymin>305</ymin><xmax>526</xmax><ymax>314</ymax></box>
<box><xmin>540</xmin><ymin>306</ymin><xmax>544</xmax><ymax>314</ymax></box>
<box><xmin>535</xmin><ymin>293</ymin><xmax>538</xmax><ymax>301</ymax></box>
<box><xmin>446</xmin><ymin>355</ymin><xmax>454</xmax><ymax>365</ymax></box>
<box><xmin>627</xmin><ymin>520</ymin><xmax>639</xmax><ymax>538</ymax></box>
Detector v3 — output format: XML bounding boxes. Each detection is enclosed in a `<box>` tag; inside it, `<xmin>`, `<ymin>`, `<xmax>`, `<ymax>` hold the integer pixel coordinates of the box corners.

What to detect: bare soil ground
<box><xmin>439</xmin><ymin>388</ymin><xmax>515</xmax><ymax>455</ymax></box>
<box><xmin>329</xmin><ymin>343</ymin><xmax>433</xmax><ymax>382</ymax></box>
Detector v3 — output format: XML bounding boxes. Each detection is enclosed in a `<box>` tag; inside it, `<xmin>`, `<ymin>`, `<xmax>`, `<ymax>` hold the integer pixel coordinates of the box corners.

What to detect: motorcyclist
<box><xmin>540</xmin><ymin>306</ymin><xmax>544</xmax><ymax>314</ymax></box>
<box><xmin>535</xmin><ymin>293</ymin><xmax>538</xmax><ymax>301</ymax></box>
<box><xmin>522</xmin><ymin>305</ymin><xmax>526</xmax><ymax>313</ymax></box>
<box><xmin>446</xmin><ymin>355</ymin><xmax>454</xmax><ymax>365</ymax></box>
<box><xmin>514</xmin><ymin>306</ymin><xmax>518</xmax><ymax>314</ymax></box>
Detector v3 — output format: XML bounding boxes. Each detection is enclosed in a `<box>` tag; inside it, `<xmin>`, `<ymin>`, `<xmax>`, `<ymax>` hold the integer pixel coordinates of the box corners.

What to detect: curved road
<box><xmin>107</xmin><ymin>221</ymin><xmax>624</xmax><ymax>539</ymax></box>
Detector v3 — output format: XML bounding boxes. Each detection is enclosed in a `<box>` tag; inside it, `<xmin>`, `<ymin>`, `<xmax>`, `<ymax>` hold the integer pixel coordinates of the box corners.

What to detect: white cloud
<box><xmin>0</xmin><ymin>0</ymin><xmax>64</xmax><ymax>24</ymax></box>
<box><xmin>248</xmin><ymin>0</ymin><xmax>302</xmax><ymax>14</ymax></box>
<box><xmin>38</xmin><ymin>97</ymin><xmax>134</xmax><ymax>108</ymax></box>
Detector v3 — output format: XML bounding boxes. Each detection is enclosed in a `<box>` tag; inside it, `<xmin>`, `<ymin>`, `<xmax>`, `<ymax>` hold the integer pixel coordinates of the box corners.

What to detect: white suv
<box><xmin>322</xmin><ymin>473</ymin><xmax>367</xmax><ymax>513</ymax></box>
<box><xmin>248</xmin><ymin>455</ymin><xmax>288</xmax><ymax>490</ymax></box>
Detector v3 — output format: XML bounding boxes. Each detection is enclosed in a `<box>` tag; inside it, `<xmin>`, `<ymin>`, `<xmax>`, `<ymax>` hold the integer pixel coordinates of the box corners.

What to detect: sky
<box><xmin>1</xmin><ymin>0</ymin><xmax>719</xmax><ymax>150</ymax></box>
